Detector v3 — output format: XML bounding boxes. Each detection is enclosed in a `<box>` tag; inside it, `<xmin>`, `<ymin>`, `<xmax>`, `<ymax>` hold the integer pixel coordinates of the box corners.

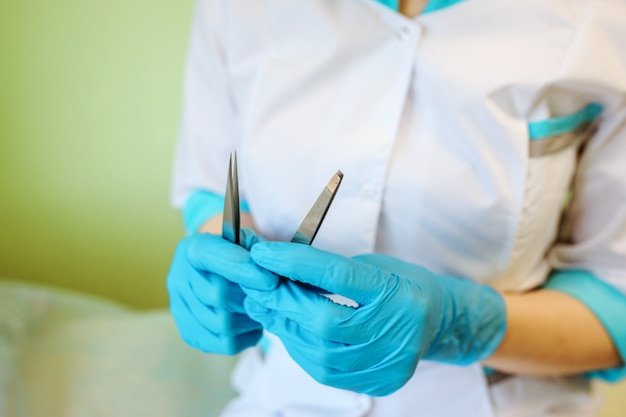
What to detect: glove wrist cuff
<box><xmin>424</xmin><ymin>279</ymin><xmax>507</xmax><ymax>365</ymax></box>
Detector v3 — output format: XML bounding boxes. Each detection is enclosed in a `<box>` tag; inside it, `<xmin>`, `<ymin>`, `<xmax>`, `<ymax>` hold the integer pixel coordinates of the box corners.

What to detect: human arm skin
<box><xmin>483</xmin><ymin>289</ymin><xmax>622</xmax><ymax>376</ymax></box>
<box><xmin>399</xmin><ymin>0</ymin><xmax>429</xmax><ymax>17</ymax></box>
<box><xmin>198</xmin><ymin>212</ymin><xmax>257</xmax><ymax>235</ymax></box>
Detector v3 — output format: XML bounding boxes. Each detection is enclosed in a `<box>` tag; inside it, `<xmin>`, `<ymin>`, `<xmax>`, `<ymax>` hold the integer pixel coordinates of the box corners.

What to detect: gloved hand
<box><xmin>167</xmin><ymin>229</ymin><xmax>278</xmax><ymax>355</ymax></box>
<box><xmin>242</xmin><ymin>243</ymin><xmax>506</xmax><ymax>396</ymax></box>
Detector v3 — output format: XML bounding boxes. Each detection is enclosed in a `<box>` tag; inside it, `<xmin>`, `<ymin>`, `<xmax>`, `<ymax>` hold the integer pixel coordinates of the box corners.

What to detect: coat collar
<box><xmin>375</xmin><ymin>0</ymin><xmax>466</xmax><ymax>14</ymax></box>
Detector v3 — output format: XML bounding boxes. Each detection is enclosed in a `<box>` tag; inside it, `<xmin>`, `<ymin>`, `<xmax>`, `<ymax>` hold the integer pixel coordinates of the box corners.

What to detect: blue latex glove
<box><xmin>166</xmin><ymin>229</ymin><xmax>278</xmax><ymax>355</ymax></box>
<box><xmin>243</xmin><ymin>243</ymin><xmax>506</xmax><ymax>396</ymax></box>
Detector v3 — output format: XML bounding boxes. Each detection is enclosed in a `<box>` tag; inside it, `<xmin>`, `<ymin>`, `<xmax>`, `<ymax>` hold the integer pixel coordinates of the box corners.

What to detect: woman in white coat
<box><xmin>166</xmin><ymin>0</ymin><xmax>626</xmax><ymax>415</ymax></box>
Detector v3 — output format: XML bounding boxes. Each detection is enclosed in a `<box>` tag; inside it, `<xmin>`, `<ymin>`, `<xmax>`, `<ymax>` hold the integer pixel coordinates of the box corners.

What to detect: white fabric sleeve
<box><xmin>546</xmin><ymin>98</ymin><xmax>626</xmax><ymax>377</ymax></box>
<box><xmin>543</xmin><ymin>270</ymin><xmax>626</xmax><ymax>381</ymax></box>
<box><xmin>546</xmin><ymin>90</ymin><xmax>626</xmax><ymax>380</ymax></box>
<box><xmin>547</xmin><ymin>105</ymin><xmax>626</xmax><ymax>296</ymax></box>
<box><xmin>547</xmin><ymin>2</ymin><xmax>626</xmax><ymax>297</ymax></box>
<box><xmin>170</xmin><ymin>0</ymin><xmax>236</xmax><ymax>208</ymax></box>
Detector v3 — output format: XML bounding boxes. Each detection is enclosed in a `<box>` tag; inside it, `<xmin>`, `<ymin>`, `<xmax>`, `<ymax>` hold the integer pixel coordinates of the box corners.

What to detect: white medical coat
<box><xmin>171</xmin><ymin>0</ymin><xmax>626</xmax><ymax>415</ymax></box>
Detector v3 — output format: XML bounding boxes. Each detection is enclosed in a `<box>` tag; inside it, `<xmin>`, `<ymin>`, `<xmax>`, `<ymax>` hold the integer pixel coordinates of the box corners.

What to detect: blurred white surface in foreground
<box><xmin>0</xmin><ymin>280</ymin><xmax>624</xmax><ymax>417</ymax></box>
<box><xmin>0</xmin><ymin>280</ymin><xmax>237</xmax><ymax>417</ymax></box>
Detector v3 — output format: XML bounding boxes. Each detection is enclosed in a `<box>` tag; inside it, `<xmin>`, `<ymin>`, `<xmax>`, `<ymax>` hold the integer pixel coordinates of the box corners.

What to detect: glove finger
<box><xmin>170</xmin><ymin>291</ymin><xmax>223</xmax><ymax>352</ymax></box>
<box><xmin>250</xmin><ymin>242</ymin><xmax>391</xmax><ymax>304</ymax></box>
<box><xmin>243</xmin><ymin>279</ymin><xmax>373</xmax><ymax>345</ymax></box>
<box><xmin>172</xmin><ymin>301</ymin><xmax>261</xmax><ymax>356</ymax></box>
<box><xmin>174</xmin><ymin>281</ymin><xmax>261</xmax><ymax>337</ymax></box>
<box><xmin>167</xmin><ymin>248</ymin><xmax>248</xmax><ymax>315</ymax></box>
<box><xmin>228</xmin><ymin>328</ymin><xmax>264</xmax><ymax>353</ymax></box>
<box><xmin>184</xmin><ymin>234</ymin><xmax>278</xmax><ymax>290</ymax></box>
<box><xmin>246</xmin><ymin>298</ymin><xmax>386</xmax><ymax>373</ymax></box>
<box><xmin>244</xmin><ymin>297</ymin><xmax>321</xmax><ymax>345</ymax></box>
<box><xmin>352</xmin><ymin>253</ymin><xmax>433</xmax><ymax>277</ymax></box>
<box><xmin>189</xmin><ymin>272</ymin><xmax>247</xmax><ymax>314</ymax></box>
<box><xmin>239</xmin><ymin>227</ymin><xmax>264</xmax><ymax>250</ymax></box>
<box><xmin>285</xmin><ymin>343</ymin><xmax>409</xmax><ymax>397</ymax></box>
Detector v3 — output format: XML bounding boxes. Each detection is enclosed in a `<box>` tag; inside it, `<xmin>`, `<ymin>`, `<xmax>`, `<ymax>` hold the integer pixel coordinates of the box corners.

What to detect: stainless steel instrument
<box><xmin>222</xmin><ymin>152</ymin><xmax>343</xmax><ymax>247</ymax></box>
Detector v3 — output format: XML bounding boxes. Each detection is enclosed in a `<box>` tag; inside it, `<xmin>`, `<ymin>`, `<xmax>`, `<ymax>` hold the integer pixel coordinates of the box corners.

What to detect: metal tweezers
<box><xmin>222</xmin><ymin>152</ymin><xmax>343</xmax><ymax>247</ymax></box>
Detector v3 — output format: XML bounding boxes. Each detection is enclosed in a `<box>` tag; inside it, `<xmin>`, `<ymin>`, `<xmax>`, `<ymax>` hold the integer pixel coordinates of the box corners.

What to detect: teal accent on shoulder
<box><xmin>483</xmin><ymin>367</ymin><xmax>496</xmax><ymax>375</ymax></box>
<box><xmin>258</xmin><ymin>333</ymin><xmax>271</xmax><ymax>354</ymax></box>
<box><xmin>182</xmin><ymin>189</ymin><xmax>250</xmax><ymax>235</ymax></box>
<box><xmin>543</xmin><ymin>269</ymin><xmax>626</xmax><ymax>382</ymax></box>
<box><xmin>423</xmin><ymin>0</ymin><xmax>466</xmax><ymax>13</ymax></box>
<box><xmin>373</xmin><ymin>0</ymin><xmax>465</xmax><ymax>13</ymax></box>
<box><xmin>529</xmin><ymin>103</ymin><xmax>604</xmax><ymax>140</ymax></box>
<box><xmin>375</xmin><ymin>0</ymin><xmax>399</xmax><ymax>10</ymax></box>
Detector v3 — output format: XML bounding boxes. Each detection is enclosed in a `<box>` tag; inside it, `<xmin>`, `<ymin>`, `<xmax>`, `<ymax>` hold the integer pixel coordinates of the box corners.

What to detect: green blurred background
<box><xmin>1</xmin><ymin>1</ymin><xmax>626</xmax><ymax>414</ymax></box>
<box><xmin>0</xmin><ymin>0</ymin><xmax>193</xmax><ymax>309</ymax></box>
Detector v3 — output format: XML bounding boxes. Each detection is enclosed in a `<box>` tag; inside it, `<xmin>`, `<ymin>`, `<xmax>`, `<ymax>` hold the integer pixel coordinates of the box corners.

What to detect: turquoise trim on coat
<box><xmin>543</xmin><ymin>270</ymin><xmax>626</xmax><ymax>382</ymax></box>
<box><xmin>423</xmin><ymin>0</ymin><xmax>466</xmax><ymax>14</ymax></box>
<box><xmin>374</xmin><ymin>0</ymin><xmax>465</xmax><ymax>13</ymax></box>
<box><xmin>529</xmin><ymin>103</ymin><xmax>604</xmax><ymax>140</ymax></box>
<box><xmin>258</xmin><ymin>334</ymin><xmax>271</xmax><ymax>354</ymax></box>
<box><xmin>182</xmin><ymin>189</ymin><xmax>250</xmax><ymax>235</ymax></box>
<box><xmin>375</xmin><ymin>0</ymin><xmax>399</xmax><ymax>10</ymax></box>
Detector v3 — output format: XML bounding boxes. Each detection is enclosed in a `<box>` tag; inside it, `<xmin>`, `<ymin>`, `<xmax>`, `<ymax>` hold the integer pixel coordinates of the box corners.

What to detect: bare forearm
<box><xmin>198</xmin><ymin>213</ymin><xmax>257</xmax><ymax>235</ymax></box>
<box><xmin>483</xmin><ymin>289</ymin><xmax>622</xmax><ymax>376</ymax></box>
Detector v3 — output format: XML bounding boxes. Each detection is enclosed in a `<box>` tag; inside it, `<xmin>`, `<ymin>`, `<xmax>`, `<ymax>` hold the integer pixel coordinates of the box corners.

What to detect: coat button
<box><xmin>360</xmin><ymin>184</ymin><xmax>381</xmax><ymax>200</ymax></box>
<box><xmin>396</xmin><ymin>25</ymin><xmax>411</xmax><ymax>40</ymax></box>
